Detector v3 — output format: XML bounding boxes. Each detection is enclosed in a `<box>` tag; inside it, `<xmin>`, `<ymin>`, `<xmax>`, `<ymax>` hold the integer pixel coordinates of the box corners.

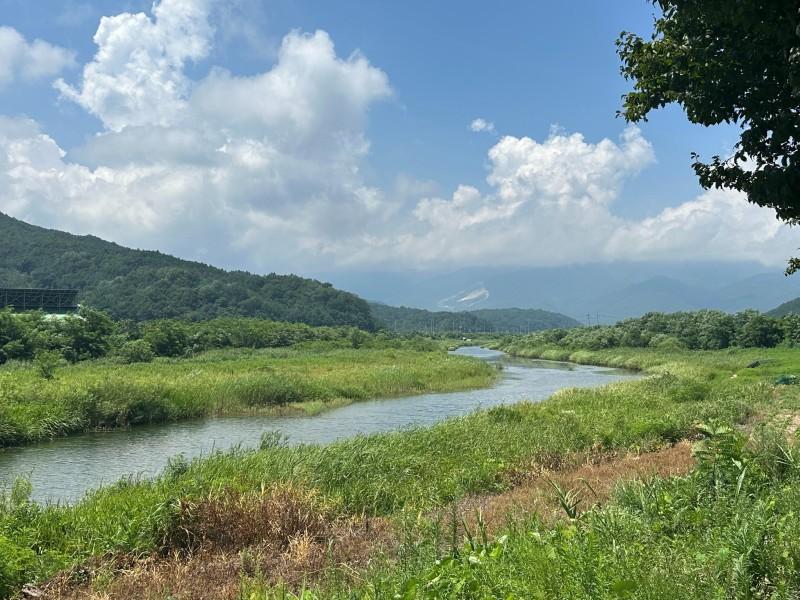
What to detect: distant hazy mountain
<box><xmin>714</xmin><ymin>274</ymin><xmax>800</xmax><ymax>313</ymax></box>
<box><xmin>321</xmin><ymin>263</ymin><xmax>800</xmax><ymax>323</ymax></box>
<box><xmin>589</xmin><ymin>276</ymin><xmax>713</xmax><ymax>320</ymax></box>
<box><xmin>369</xmin><ymin>303</ymin><xmax>579</xmax><ymax>333</ymax></box>
<box><xmin>0</xmin><ymin>213</ymin><xmax>377</xmax><ymax>328</ymax></box>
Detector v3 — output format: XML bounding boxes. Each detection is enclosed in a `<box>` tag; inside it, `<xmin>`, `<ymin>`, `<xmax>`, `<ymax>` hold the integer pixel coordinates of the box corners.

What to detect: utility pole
<box><xmin>586</xmin><ymin>313</ymin><xmax>591</xmax><ymax>326</ymax></box>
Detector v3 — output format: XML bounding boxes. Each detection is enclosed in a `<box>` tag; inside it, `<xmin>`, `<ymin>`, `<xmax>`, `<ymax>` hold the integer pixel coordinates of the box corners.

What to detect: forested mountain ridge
<box><xmin>767</xmin><ymin>297</ymin><xmax>800</xmax><ymax>317</ymax></box>
<box><xmin>369</xmin><ymin>303</ymin><xmax>578</xmax><ymax>333</ymax></box>
<box><xmin>0</xmin><ymin>213</ymin><xmax>377</xmax><ymax>329</ymax></box>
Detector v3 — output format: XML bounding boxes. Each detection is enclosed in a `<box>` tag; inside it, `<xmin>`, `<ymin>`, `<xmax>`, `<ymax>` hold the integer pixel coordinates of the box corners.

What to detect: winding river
<box><xmin>0</xmin><ymin>347</ymin><xmax>637</xmax><ymax>503</ymax></box>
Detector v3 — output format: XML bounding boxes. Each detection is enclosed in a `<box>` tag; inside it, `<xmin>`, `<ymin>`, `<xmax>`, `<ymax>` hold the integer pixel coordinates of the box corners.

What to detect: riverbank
<box><xmin>4</xmin><ymin>346</ymin><xmax>796</xmax><ymax>597</ymax></box>
<box><xmin>493</xmin><ymin>338</ymin><xmax>800</xmax><ymax>378</ymax></box>
<box><xmin>0</xmin><ymin>346</ymin><xmax>497</xmax><ymax>448</ymax></box>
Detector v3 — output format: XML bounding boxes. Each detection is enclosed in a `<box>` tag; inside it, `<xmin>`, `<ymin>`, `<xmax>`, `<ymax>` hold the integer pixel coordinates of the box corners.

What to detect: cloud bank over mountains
<box><xmin>0</xmin><ymin>0</ymin><xmax>793</xmax><ymax>273</ymax></box>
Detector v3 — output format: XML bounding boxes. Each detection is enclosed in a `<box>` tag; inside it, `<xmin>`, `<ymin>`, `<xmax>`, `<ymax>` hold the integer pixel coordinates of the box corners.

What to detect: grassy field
<box><xmin>3</xmin><ymin>342</ymin><xmax>800</xmax><ymax>597</ymax></box>
<box><xmin>0</xmin><ymin>345</ymin><xmax>497</xmax><ymax>448</ymax></box>
<box><xmin>312</xmin><ymin>343</ymin><xmax>800</xmax><ymax>599</ymax></box>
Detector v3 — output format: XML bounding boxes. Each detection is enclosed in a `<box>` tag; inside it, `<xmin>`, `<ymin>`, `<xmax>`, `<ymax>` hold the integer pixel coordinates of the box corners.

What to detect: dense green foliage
<box><xmin>0</xmin><ymin>213</ymin><xmax>376</xmax><ymax>328</ymax></box>
<box><xmin>2</xmin><ymin>345</ymin><xmax>791</xmax><ymax>596</ymax></box>
<box><xmin>370</xmin><ymin>303</ymin><xmax>578</xmax><ymax>334</ymax></box>
<box><xmin>504</xmin><ymin>309</ymin><xmax>799</xmax><ymax>351</ymax></box>
<box><xmin>618</xmin><ymin>1</ymin><xmax>800</xmax><ymax>249</ymax></box>
<box><xmin>0</xmin><ymin>307</ymin><xmax>385</xmax><ymax>366</ymax></box>
<box><xmin>0</xmin><ymin>307</ymin><xmax>115</xmax><ymax>365</ymax></box>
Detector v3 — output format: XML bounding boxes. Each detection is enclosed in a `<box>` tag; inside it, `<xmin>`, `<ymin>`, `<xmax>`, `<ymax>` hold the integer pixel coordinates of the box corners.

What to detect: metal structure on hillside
<box><xmin>0</xmin><ymin>288</ymin><xmax>79</xmax><ymax>314</ymax></box>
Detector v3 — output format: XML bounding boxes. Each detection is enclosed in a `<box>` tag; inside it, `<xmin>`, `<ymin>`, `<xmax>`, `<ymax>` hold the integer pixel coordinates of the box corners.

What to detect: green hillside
<box><xmin>369</xmin><ymin>302</ymin><xmax>578</xmax><ymax>333</ymax></box>
<box><xmin>767</xmin><ymin>297</ymin><xmax>800</xmax><ymax>317</ymax></box>
<box><xmin>0</xmin><ymin>213</ymin><xmax>377</xmax><ymax>329</ymax></box>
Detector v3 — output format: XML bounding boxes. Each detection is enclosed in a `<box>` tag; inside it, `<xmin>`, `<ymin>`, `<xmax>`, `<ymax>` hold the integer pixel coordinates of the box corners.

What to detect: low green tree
<box><xmin>55</xmin><ymin>307</ymin><xmax>115</xmax><ymax>362</ymax></box>
<box><xmin>34</xmin><ymin>350</ymin><xmax>62</xmax><ymax>379</ymax></box>
<box><xmin>117</xmin><ymin>339</ymin><xmax>155</xmax><ymax>364</ymax></box>
<box><xmin>350</xmin><ymin>329</ymin><xmax>369</xmax><ymax>349</ymax></box>
<box><xmin>736</xmin><ymin>314</ymin><xmax>784</xmax><ymax>348</ymax></box>
<box><xmin>143</xmin><ymin>320</ymin><xmax>190</xmax><ymax>357</ymax></box>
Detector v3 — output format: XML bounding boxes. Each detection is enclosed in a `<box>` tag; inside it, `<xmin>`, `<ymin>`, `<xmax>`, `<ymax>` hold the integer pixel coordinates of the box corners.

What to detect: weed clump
<box><xmin>0</xmin><ymin>346</ymin><xmax>495</xmax><ymax>447</ymax></box>
<box><xmin>33</xmin><ymin>351</ymin><xmax>61</xmax><ymax>380</ymax></box>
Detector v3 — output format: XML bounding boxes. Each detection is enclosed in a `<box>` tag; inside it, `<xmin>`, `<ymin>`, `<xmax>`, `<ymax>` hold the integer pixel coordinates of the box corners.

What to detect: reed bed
<box><xmin>0</xmin><ymin>347</ymin><xmax>496</xmax><ymax>447</ymax></box>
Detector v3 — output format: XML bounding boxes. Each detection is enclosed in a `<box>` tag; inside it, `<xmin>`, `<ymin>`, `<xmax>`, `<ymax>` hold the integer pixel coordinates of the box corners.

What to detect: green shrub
<box><xmin>33</xmin><ymin>350</ymin><xmax>62</xmax><ymax>380</ymax></box>
<box><xmin>117</xmin><ymin>339</ymin><xmax>155</xmax><ymax>364</ymax></box>
<box><xmin>0</xmin><ymin>535</ymin><xmax>36</xmax><ymax>598</ymax></box>
<box><xmin>648</xmin><ymin>334</ymin><xmax>686</xmax><ymax>351</ymax></box>
<box><xmin>350</xmin><ymin>329</ymin><xmax>369</xmax><ymax>349</ymax></box>
<box><xmin>143</xmin><ymin>320</ymin><xmax>190</xmax><ymax>357</ymax></box>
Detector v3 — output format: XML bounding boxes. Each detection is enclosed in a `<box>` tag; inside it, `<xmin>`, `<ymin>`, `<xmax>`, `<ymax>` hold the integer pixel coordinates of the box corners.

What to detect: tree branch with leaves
<box><xmin>617</xmin><ymin>0</ymin><xmax>800</xmax><ymax>272</ymax></box>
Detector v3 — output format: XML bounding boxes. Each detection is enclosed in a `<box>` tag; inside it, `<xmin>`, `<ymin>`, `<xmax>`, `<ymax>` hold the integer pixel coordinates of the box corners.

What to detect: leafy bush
<box><xmin>0</xmin><ymin>480</ymin><xmax>37</xmax><ymax>598</ymax></box>
<box><xmin>143</xmin><ymin>320</ymin><xmax>190</xmax><ymax>357</ymax></box>
<box><xmin>350</xmin><ymin>329</ymin><xmax>369</xmax><ymax>349</ymax></box>
<box><xmin>736</xmin><ymin>313</ymin><xmax>783</xmax><ymax>348</ymax></box>
<box><xmin>33</xmin><ymin>350</ymin><xmax>62</xmax><ymax>379</ymax></box>
<box><xmin>0</xmin><ymin>535</ymin><xmax>36</xmax><ymax>598</ymax></box>
<box><xmin>116</xmin><ymin>339</ymin><xmax>155</xmax><ymax>364</ymax></box>
<box><xmin>648</xmin><ymin>334</ymin><xmax>686</xmax><ymax>351</ymax></box>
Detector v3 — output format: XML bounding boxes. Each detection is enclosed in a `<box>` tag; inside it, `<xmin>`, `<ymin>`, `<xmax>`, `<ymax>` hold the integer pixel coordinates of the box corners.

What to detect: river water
<box><xmin>0</xmin><ymin>347</ymin><xmax>637</xmax><ymax>503</ymax></box>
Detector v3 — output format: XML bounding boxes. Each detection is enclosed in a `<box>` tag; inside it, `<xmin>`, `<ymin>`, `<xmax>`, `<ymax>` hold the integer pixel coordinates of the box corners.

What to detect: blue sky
<box><xmin>0</xmin><ymin>0</ymin><xmax>791</xmax><ymax>275</ymax></box>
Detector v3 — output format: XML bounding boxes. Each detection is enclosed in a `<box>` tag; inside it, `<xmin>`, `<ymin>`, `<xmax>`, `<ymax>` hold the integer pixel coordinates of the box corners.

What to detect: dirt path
<box><xmin>451</xmin><ymin>442</ymin><xmax>694</xmax><ymax>537</ymax></box>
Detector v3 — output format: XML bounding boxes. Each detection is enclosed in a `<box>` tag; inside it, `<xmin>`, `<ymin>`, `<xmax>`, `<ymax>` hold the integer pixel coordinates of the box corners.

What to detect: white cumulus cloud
<box><xmin>55</xmin><ymin>0</ymin><xmax>214</xmax><ymax>130</ymax></box>
<box><xmin>0</xmin><ymin>26</ymin><xmax>75</xmax><ymax>89</ymax></box>
<box><xmin>353</xmin><ymin>126</ymin><xmax>655</xmax><ymax>266</ymax></box>
<box><xmin>606</xmin><ymin>187</ymin><xmax>789</xmax><ymax>264</ymax></box>
<box><xmin>190</xmin><ymin>30</ymin><xmax>390</xmax><ymax>153</ymax></box>
<box><xmin>326</xmin><ymin>126</ymin><xmax>795</xmax><ymax>269</ymax></box>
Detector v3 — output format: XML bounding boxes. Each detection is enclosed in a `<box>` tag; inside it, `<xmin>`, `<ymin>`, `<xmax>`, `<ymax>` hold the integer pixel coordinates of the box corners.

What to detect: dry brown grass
<box><xmin>40</xmin><ymin>484</ymin><xmax>395</xmax><ymax>600</ymax></box>
<box><xmin>166</xmin><ymin>483</ymin><xmax>333</xmax><ymax>551</ymax></box>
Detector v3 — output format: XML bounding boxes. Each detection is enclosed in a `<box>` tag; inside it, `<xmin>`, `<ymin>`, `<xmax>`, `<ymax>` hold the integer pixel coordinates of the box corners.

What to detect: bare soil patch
<box><xmin>449</xmin><ymin>442</ymin><xmax>695</xmax><ymax>536</ymax></box>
